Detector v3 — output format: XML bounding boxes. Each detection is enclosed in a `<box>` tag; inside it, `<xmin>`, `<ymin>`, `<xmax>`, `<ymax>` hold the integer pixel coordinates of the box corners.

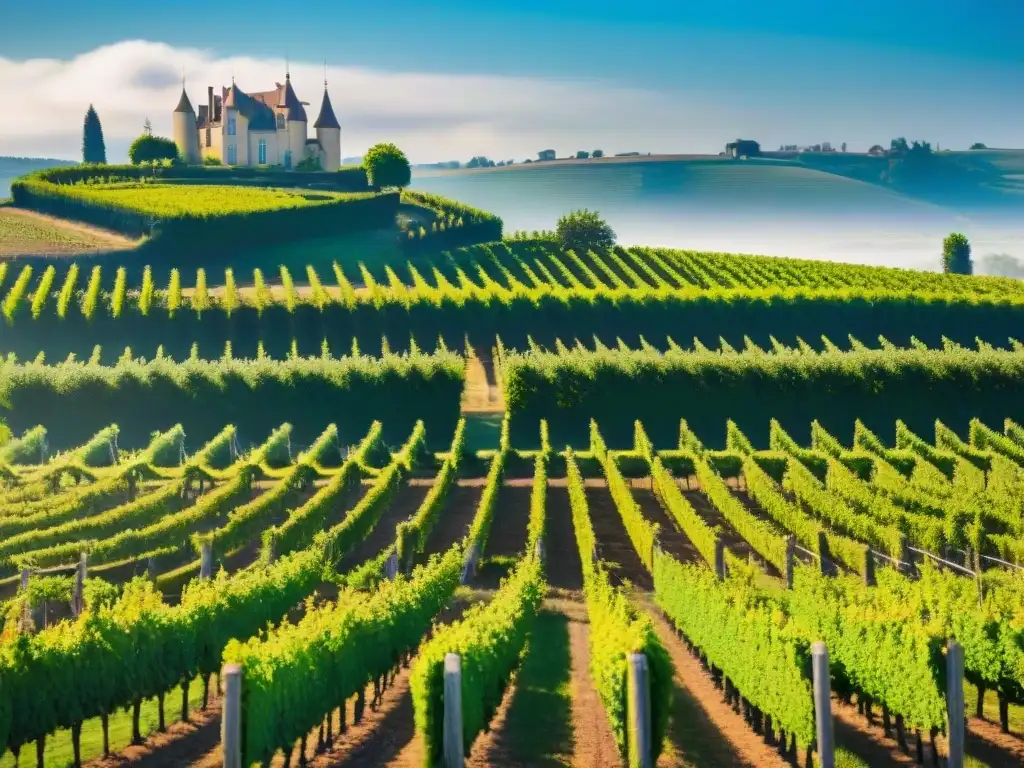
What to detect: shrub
<box><xmin>943</xmin><ymin>232</ymin><xmax>973</xmax><ymax>275</ymax></box>
<box><xmin>555</xmin><ymin>209</ymin><xmax>615</xmax><ymax>254</ymax></box>
<box><xmin>363</xmin><ymin>143</ymin><xmax>411</xmax><ymax>190</ymax></box>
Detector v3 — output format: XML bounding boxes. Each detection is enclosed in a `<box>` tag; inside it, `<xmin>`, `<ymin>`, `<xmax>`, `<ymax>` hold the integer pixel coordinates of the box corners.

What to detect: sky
<box><xmin>1</xmin><ymin>0</ymin><xmax>1023</xmax><ymax>164</ymax></box>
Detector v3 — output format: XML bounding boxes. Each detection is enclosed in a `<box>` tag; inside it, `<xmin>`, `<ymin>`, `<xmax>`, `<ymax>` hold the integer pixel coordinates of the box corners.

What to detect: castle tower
<box><xmin>314</xmin><ymin>77</ymin><xmax>341</xmax><ymax>172</ymax></box>
<box><xmin>172</xmin><ymin>81</ymin><xmax>201</xmax><ymax>164</ymax></box>
<box><xmin>279</xmin><ymin>71</ymin><xmax>307</xmax><ymax>168</ymax></box>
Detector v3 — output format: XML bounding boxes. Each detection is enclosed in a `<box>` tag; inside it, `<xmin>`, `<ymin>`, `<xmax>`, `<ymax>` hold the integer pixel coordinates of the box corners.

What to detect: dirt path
<box><xmin>830</xmin><ymin>698</ymin><xmax>921</xmax><ymax>767</ymax></box>
<box><xmin>336</xmin><ymin>481</ymin><xmax>433</xmax><ymax>573</ymax></box>
<box><xmin>545</xmin><ymin>483</ymin><xmax>583</xmax><ymax>591</ymax></box>
<box><xmin>639</xmin><ymin>598</ymin><xmax>790</xmax><ymax>768</ymax></box>
<box><xmin>584</xmin><ymin>480</ymin><xmax>653</xmax><ymax>591</ymax></box>
<box><xmin>629</xmin><ymin>480</ymin><xmax>702</xmax><ymax>565</ymax></box>
<box><xmin>461</xmin><ymin>355</ymin><xmax>503</xmax><ymax>414</ymax></box>
<box><xmin>419</xmin><ymin>480</ymin><xmax>485</xmax><ymax>560</ymax></box>
<box><xmin>683</xmin><ymin>488</ymin><xmax>759</xmax><ymax>563</ymax></box>
<box><xmin>473</xmin><ymin>480</ymin><xmax>532</xmax><ymax>589</ymax></box>
<box><xmin>464</xmin><ymin>605</ymin><xmax>578</xmax><ymax>767</ymax></box>
<box><xmin>0</xmin><ymin>207</ymin><xmax>137</xmax><ymax>256</ymax></box>
<box><xmin>967</xmin><ymin>716</ymin><xmax>1024</xmax><ymax>766</ymax></box>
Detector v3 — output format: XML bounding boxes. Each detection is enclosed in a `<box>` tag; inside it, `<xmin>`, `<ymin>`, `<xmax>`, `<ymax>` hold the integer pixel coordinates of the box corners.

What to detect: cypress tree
<box><xmin>82</xmin><ymin>105</ymin><xmax>107</xmax><ymax>164</ymax></box>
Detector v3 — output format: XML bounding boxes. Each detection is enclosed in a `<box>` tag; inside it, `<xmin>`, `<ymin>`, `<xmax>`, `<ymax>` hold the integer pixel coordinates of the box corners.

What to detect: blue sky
<box><xmin>1</xmin><ymin>0</ymin><xmax>1022</xmax><ymax>162</ymax></box>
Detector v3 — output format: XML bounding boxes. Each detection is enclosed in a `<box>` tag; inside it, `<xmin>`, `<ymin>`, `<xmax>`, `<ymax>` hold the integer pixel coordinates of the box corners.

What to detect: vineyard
<box><xmin>4</xmin><ymin>160</ymin><xmax>1024</xmax><ymax>768</ymax></box>
<box><xmin>1</xmin><ymin>410</ymin><xmax>1024</xmax><ymax>767</ymax></box>
<box><xmin>2</xmin><ymin>241</ymin><xmax>1024</xmax><ymax>360</ymax></box>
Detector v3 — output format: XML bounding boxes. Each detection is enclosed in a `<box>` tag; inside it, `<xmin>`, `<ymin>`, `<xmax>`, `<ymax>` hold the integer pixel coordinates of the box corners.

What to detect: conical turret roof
<box><xmin>174</xmin><ymin>87</ymin><xmax>195</xmax><ymax>114</ymax></box>
<box><xmin>278</xmin><ymin>73</ymin><xmax>307</xmax><ymax>122</ymax></box>
<box><xmin>314</xmin><ymin>87</ymin><xmax>340</xmax><ymax>130</ymax></box>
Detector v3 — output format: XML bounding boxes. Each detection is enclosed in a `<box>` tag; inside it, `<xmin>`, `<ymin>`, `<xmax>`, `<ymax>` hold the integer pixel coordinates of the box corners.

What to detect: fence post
<box><xmin>947</xmin><ymin>639</ymin><xmax>965</xmax><ymax>768</ymax></box>
<box><xmin>714</xmin><ymin>537</ymin><xmax>727</xmax><ymax>580</ymax></box>
<box><xmin>72</xmin><ymin>553</ymin><xmax>87</xmax><ymax>617</ymax></box>
<box><xmin>628</xmin><ymin>653</ymin><xmax>653</xmax><ymax>768</ymax></box>
<box><xmin>460</xmin><ymin>542</ymin><xmax>478</xmax><ymax>585</ymax></box>
<box><xmin>200</xmin><ymin>541</ymin><xmax>213</xmax><ymax>580</ymax></box>
<box><xmin>863</xmin><ymin>546</ymin><xmax>876</xmax><ymax>587</ymax></box>
<box><xmin>385</xmin><ymin>550</ymin><xmax>399</xmax><ymax>581</ymax></box>
<box><xmin>221</xmin><ymin>663</ymin><xmax>242</xmax><ymax>768</ymax></box>
<box><xmin>899</xmin><ymin>535</ymin><xmax>916</xmax><ymax>578</ymax></box>
<box><xmin>785</xmin><ymin>535</ymin><xmax>796</xmax><ymax>589</ymax></box>
<box><xmin>535</xmin><ymin>536</ymin><xmax>545</xmax><ymax>565</ymax></box>
<box><xmin>812</xmin><ymin>642</ymin><xmax>835</xmax><ymax>768</ymax></box>
<box><xmin>817</xmin><ymin>531</ymin><xmax>832</xmax><ymax>576</ymax></box>
<box><xmin>19</xmin><ymin>569</ymin><xmax>30</xmax><ymax>593</ymax></box>
<box><xmin>443</xmin><ymin>653</ymin><xmax>464</xmax><ymax>768</ymax></box>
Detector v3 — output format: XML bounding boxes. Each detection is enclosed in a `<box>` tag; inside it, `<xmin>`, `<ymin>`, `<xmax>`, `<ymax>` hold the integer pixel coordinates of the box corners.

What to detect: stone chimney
<box><xmin>206</xmin><ymin>86</ymin><xmax>214</xmax><ymax>147</ymax></box>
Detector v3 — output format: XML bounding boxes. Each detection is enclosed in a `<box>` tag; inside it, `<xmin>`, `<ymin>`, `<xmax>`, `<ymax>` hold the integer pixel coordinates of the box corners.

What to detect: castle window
<box><xmin>258</xmin><ymin>139</ymin><xmax>267</xmax><ymax>164</ymax></box>
<box><xmin>227</xmin><ymin>115</ymin><xmax>236</xmax><ymax>136</ymax></box>
<box><xmin>227</xmin><ymin>144</ymin><xmax>237</xmax><ymax>165</ymax></box>
<box><xmin>276</xmin><ymin>113</ymin><xmax>285</xmax><ymax>130</ymax></box>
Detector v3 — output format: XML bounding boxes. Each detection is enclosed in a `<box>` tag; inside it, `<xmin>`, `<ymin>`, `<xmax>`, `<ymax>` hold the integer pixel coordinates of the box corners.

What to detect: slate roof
<box><xmin>221</xmin><ymin>84</ymin><xmax>277</xmax><ymax>131</ymax></box>
<box><xmin>174</xmin><ymin>88</ymin><xmax>194</xmax><ymax>114</ymax></box>
<box><xmin>279</xmin><ymin>75</ymin><xmax>308</xmax><ymax>122</ymax></box>
<box><xmin>313</xmin><ymin>88</ymin><xmax>340</xmax><ymax>130</ymax></box>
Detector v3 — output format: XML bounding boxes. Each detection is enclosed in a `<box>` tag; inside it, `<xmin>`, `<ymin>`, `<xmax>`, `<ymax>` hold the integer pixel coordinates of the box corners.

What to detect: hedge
<box><xmin>501</xmin><ymin>344</ymin><xmax>1024</xmax><ymax>449</ymax></box>
<box><xmin>4</xmin><ymin>280</ymin><xmax>1024</xmax><ymax>366</ymax></box>
<box><xmin>0</xmin><ymin>351</ymin><xmax>465</xmax><ymax>450</ymax></box>
<box><xmin>10</xmin><ymin>174</ymin><xmax>397</xmax><ymax>253</ymax></box>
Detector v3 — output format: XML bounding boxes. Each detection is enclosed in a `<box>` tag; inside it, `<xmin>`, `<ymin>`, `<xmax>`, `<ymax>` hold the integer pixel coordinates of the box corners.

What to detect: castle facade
<box><xmin>172</xmin><ymin>72</ymin><xmax>341</xmax><ymax>171</ymax></box>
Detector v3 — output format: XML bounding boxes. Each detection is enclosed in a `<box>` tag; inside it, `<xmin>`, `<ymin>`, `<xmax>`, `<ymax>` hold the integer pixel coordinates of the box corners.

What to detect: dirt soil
<box><xmin>584</xmin><ymin>480</ymin><xmax>653</xmax><ymax>591</ymax></box>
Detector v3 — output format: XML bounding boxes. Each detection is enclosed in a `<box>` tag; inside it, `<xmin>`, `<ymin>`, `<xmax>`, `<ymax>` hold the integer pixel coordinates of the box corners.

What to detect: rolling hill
<box><xmin>410</xmin><ymin>153</ymin><xmax>1024</xmax><ymax>269</ymax></box>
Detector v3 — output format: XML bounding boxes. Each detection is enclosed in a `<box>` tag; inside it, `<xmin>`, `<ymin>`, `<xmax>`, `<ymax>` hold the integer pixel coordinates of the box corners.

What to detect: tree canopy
<box><xmin>82</xmin><ymin>105</ymin><xmax>107</xmax><ymax>165</ymax></box>
<box><xmin>555</xmin><ymin>209</ymin><xmax>616</xmax><ymax>254</ymax></box>
<box><xmin>363</xmin><ymin>143</ymin><xmax>412</xmax><ymax>190</ymax></box>
<box><xmin>942</xmin><ymin>232</ymin><xmax>973</xmax><ymax>275</ymax></box>
<box><xmin>970</xmin><ymin>142</ymin><xmax>988</xmax><ymax>150</ymax></box>
<box><xmin>128</xmin><ymin>134</ymin><xmax>179</xmax><ymax>165</ymax></box>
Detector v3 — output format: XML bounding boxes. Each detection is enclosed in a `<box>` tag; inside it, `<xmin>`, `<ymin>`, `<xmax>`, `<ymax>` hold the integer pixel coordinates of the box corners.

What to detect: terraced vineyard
<box><xmin>4</xmin><ymin>409</ymin><xmax>1024</xmax><ymax>768</ymax></box>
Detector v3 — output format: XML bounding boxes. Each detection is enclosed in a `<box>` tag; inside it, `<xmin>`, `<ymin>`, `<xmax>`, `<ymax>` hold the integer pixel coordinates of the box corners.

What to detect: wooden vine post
<box><xmin>627</xmin><ymin>653</ymin><xmax>653</xmax><ymax>768</ymax></box>
<box><xmin>863</xmin><ymin>545</ymin><xmax>876</xmax><ymax>587</ymax></box>
<box><xmin>221</xmin><ymin>663</ymin><xmax>242</xmax><ymax>768</ymax></box>
<box><xmin>812</xmin><ymin>642</ymin><xmax>835</xmax><ymax>768</ymax></box>
<box><xmin>946</xmin><ymin>639</ymin><xmax>964</xmax><ymax>768</ymax></box>
<box><xmin>714</xmin><ymin>537</ymin><xmax>727</xmax><ymax>580</ymax></box>
<box><xmin>785</xmin><ymin>535</ymin><xmax>796</xmax><ymax>588</ymax></box>
<box><xmin>72</xmin><ymin>552</ymin><xmax>87</xmax><ymax>617</ymax></box>
<box><xmin>200</xmin><ymin>541</ymin><xmax>214</xmax><ymax>580</ymax></box>
<box><xmin>460</xmin><ymin>542</ymin><xmax>479</xmax><ymax>585</ymax></box>
<box><xmin>443</xmin><ymin>653</ymin><xmax>464</xmax><ymax>768</ymax></box>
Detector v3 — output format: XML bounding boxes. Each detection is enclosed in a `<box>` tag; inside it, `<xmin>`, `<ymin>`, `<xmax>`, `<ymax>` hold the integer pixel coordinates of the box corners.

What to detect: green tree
<box><xmin>942</xmin><ymin>232</ymin><xmax>973</xmax><ymax>275</ymax></box>
<box><xmin>592</xmin><ymin>149</ymin><xmax>604</xmax><ymax>158</ymax></box>
<box><xmin>128</xmin><ymin>134</ymin><xmax>179</xmax><ymax>165</ymax></box>
<box><xmin>576</xmin><ymin>150</ymin><xmax>590</xmax><ymax>159</ymax></box>
<box><xmin>296</xmin><ymin>153</ymin><xmax>323</xmax><ymax>171</ymax></box>
<box><xmin>555</xmin><ymin>209</ymin><xmax>616</xmax><ymax>254</ymax></box>
<box><xmin>970</xmin><ymin>142</ymin><xmax>987</xmax><ymax>150</ymax></box>
<box><xmin>363</xmin><ymin>143</ymin><xmax>412</xmax><ymax>190</ymax></box>
<box><xmin>82</xmin><ymin>105</ymin><xmax>107</xmax><ymax>164</ymax></box>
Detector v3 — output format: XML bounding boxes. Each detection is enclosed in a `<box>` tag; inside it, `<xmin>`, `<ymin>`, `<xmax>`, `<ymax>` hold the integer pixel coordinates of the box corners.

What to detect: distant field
<box><xmin>0</xmin><ymin>207</ymin><xmax>135</xmax><ymax>257</ymax></box>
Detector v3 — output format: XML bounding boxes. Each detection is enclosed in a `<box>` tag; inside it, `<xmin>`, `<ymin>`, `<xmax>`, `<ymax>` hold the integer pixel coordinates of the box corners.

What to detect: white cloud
<box><xmin>0</xmin><ymin>39</ymin><xmax>742</xmax><ymax>164</ymax></box>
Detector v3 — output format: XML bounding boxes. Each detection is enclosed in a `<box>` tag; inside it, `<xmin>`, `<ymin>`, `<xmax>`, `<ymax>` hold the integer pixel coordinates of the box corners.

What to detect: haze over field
<box><xmin>411</xmin><ymin>160</ymin><xmax>1024</xmax><ymax>273</ymax></box>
